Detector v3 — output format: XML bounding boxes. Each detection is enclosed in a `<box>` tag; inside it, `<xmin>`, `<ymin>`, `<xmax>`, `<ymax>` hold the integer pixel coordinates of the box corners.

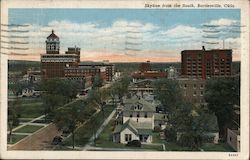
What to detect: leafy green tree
<box><xmin>92</xmin><ymin>75</ymin><xmax>103</xmax><ymax>89</ymax></box>
<box><xmin>153</xmin><ymin>78</ymin><xmax>183</xmax><ymax>113</ymax></box>
<box><xmin>172</xmin><ymin>103</ymin><xmax>207</xmax><ymax>150</ymax></box>
<box><xmin>9</xmin><ymin>81</ymin><xmax>29</xmax><ymax>96</ymax></box>
<box><xmin>204</xmin><ymin>76</ymin><xmax>240</xmax><ymax>139</ymax></box>
<box><xmin>54</xmin><ymin>103</ymin><xmax>86</xmax><ymax>149</ymax></box>
<box><xmin>111</xmin><ymin>75</ymin><xmax>131</xmax><ymax>103</ymax></box>
<box><xmin>8</xmin><ymin>101</ymin><xmax>20</xmax><ymax>143</ymax></box>
<box><xmin>88</xmin><ymin>89</ymin><xmax>109</xmax><ymax>118</ymax></box>
<box><xmin>40</xmin><ymin>78</ymin><xmax>80</xmax><ymax>120</ymax></box>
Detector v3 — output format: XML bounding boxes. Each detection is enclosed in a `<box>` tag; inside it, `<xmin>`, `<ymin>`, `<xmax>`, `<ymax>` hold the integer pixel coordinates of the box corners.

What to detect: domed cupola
<box><xmin>46</xmin><ymin>30</ymin><xmax>60</xmax><ymax>54</ymax></box>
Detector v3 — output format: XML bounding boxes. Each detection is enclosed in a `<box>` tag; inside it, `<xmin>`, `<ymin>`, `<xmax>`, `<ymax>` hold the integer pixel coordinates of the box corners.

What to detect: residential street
<box><xmin>8</xmin><ymin>123</ymin><xmax>61</xmax><ymax>150</ymax></box>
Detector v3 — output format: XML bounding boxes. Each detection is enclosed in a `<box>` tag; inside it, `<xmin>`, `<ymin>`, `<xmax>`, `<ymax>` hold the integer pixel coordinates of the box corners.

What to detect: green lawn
<box><xmin>8</xmin><ymin>134</ymin><xmax>27</xmax><ymax>144</ymax></box>
<box><xmin>95</xmin><ymin>118</ymin><xmax>163</xmax><ymax>151</ymax></box>
<box><xmin>164</xmin><ymin>142</ymin><xmax>196</xmax><ymax>151</ymax></box>
<box><xmin>201</xmin><ymin>143</ymin><xmax>235</xmax><ymax>152</ymax></box>
<box><xmin>14</xmin><ymin>125</ymin><xmax>43</xmax><ymax>133</ymax></box>
<box><xmin>18</xmin><ymin>101</ymin><xmax>44</xmax><ymax>118</ymax></box>
<box><xmin>63</xmin><ymin>105</ymin><xmax>115</xmax><ymax>147</ymax></box>
<box><xmin>152</xmin><ymin>132</ymin><xmax>165</xmax><ymax>143</ymax></box>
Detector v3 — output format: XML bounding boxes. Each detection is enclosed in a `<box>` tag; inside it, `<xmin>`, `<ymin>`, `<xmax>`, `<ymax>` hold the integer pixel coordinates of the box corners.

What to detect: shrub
<box><xmin>126</xmin><ymin>140</ymin><xmax>141</xmax><ymax>147</ymax></box>
<box><xmin>154</xmin><ymin>126</ymin><xmax>162</xmax><ymax>132</ymax></box>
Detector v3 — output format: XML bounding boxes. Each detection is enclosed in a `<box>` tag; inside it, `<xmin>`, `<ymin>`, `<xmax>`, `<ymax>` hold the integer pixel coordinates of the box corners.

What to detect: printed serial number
<box><xmin>229</xmin><ymin>153</ymin><xmax>238</xmax><ymax>157</ymax></box>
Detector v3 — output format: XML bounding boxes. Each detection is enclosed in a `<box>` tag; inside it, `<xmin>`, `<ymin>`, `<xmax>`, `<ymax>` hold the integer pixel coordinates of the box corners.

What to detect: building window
<box><xmin>200</xmin><ymin>84</ymin><xmax>204</xmax><ymax>89</ymax></box>
<box><xmin>193</xmin><ymin>91</ymin><xmax>197</xmax><ymax>96</ymax></box>
<box><xmin>184</xmin><ymin>84</ymin><xmax>187</xmax><ymax>89</ymax></box>
<box><xmin>137</xmin><ymin>113</ymin><xmax>140</xmax><ymax>118</ymax></box>
<box><xmin>125</xmin><ymin>134</ymin><xmax>132</xmax><ymax>142</ymax></box>
<box><xmin>193</xmin><ymin>84</ymin><xmax>196</xmax><ymax>89</ymax></box>
<box><xmin>200</xmin><ymin>91</ymin><xmax>203</xmax><ymax>96</ymax></box>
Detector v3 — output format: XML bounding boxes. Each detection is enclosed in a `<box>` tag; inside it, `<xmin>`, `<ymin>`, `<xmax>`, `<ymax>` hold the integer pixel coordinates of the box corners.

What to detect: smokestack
<box><xmin>202</xmin><ymin>46</ymin><xmax>205</xmax><ymax>51</ymax></box>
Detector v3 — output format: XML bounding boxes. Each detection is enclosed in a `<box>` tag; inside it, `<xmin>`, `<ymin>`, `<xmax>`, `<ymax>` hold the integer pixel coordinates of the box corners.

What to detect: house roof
<box><xmin>113</xmin><ymin>119</ymin><xmax>152</xmax><ymax>135</ymax></box>
<box><xmin>154</xmin><ymin>113</ymin><xmax>168</xmax><ymax>121</ymax></box>
<box><xmin>123</xmin><ymin>98</ymin><xmax>156</xmax><ymax>112</ymax></box>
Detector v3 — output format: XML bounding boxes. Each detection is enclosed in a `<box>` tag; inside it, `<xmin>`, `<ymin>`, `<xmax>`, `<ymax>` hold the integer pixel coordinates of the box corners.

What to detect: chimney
<box><xmin>202</xmin><ymin>46</ymin><xmax>205</xmax><ymax>51</ymax></box>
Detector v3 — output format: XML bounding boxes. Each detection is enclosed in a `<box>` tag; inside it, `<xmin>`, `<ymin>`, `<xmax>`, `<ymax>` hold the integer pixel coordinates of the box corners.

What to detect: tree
<box><xmin>204</xmin><ymin>77</ymin><xmax>240</xmax><ymax>139</ymax></box>
<box><xmin>9</xmin><ymin>81</ymin><xmax>29</xmax><ymax>97</ymax></box>
<box><xmin>88</xmin><ymin>89</ymin><xmax>109</xmax><ymax>118</ymax></box>
<box><xmin>40</xmin><ymin>78</ymin><xmax>80</xmax><ymax>119</ymax></box>
<box><xmin>111</xmin><ymin>75</ymin><xmax>131</xmax><ymax>103</ymax></box>
<box><xmin>8</xmin><ymin>100</ymin><xmax>20</xmax><ymax>143</ymax></box>
<box><xmin>171</xmin><ymin>103</ymin><xmax>208</xmax><ymax>150</ymax></box>
<box><xmin>92</xmin><ymin>75</ymin><xmax>103</xmax><ymax>89</ymax></box>
<box><xmin>54</xmin><ymin>102</ymin><xmax>86</xmax><ymax>149</ymax></box>
<box><xmin>153</xmin><ymin>78</ymin><xmax>183</xmax><ymax>113</ymax></box>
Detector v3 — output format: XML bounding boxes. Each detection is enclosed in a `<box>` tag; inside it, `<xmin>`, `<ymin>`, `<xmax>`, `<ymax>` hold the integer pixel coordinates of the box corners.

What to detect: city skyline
<box><xmin>6</xmin><ymin>9</ymin><xmax>241</xmax><ymax>62</ymax></box>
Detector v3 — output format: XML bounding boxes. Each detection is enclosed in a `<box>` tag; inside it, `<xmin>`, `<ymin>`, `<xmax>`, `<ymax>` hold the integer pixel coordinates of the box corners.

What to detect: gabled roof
<box><xmin>113</xmin><ymin>119</ymin><xmax>137</xmax><ymax>135</ymax></box>
<box><xmin>123</xmin><ymin>98</ymin><xmax>156</xmax><ymax>112</ymax></box>
<box><xmin>154</xmin><ymin>113</ymin><xmax>168</xmax><ymax>121</ymax></box>
<box><xmin>47</xmin><ymin>30</ymin><xmax>59</xmax><ymax>39</ymax></box>
<box><xmin>113</xmin><ymin>119</ymin><xmax>152</xmax><ymax>135</ymax></box>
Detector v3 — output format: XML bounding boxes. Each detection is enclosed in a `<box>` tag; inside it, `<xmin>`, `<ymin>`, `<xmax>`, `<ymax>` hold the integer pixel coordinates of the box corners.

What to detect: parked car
<box><xmin>126</xmin><ymin>140</ymin><xmax>141</xmax><ymax>147</ymax></box>
<box><xmin>51</xmin><ymin>136</ymin><xmax>63</xmax><ymax>145</ymax></box>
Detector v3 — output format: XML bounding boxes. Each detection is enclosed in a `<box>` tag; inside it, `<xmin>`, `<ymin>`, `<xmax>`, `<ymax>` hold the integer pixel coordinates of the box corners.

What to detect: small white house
<box><xmin>113</xmin><ymin>119</ymin><xmax>153</xmax><ymax>144</ymax></box>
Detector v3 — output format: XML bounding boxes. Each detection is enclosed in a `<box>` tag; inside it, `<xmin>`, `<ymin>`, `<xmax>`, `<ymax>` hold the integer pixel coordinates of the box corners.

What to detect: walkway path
<box><xmin>82</xmin><ymin>108</ymin><xmax>116</xmax><ymax>151</ymax></box>
<box><xmin>9</xmin><ymin>115</ymin><xmax>45</xmax><ymax>133</ymax></box>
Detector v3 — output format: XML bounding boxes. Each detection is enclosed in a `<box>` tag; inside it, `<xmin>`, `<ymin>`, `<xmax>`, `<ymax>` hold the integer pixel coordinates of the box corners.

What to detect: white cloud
<box><xmin>162</xmin><ymin>25</ymin><xmax>202</xmax><ymax>39</ymax></box>
<box><xmin>5</xmin><ymin>19</ymin><xmax>240</xmax><ymax>57</ymax></box>
<box><xmin>206</xmin><ymin>18</ymin><xmax>238</xmax><ymax>26</ymax></box>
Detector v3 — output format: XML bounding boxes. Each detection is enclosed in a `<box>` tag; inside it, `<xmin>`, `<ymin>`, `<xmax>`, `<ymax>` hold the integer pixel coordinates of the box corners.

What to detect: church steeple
<box><xmin>46</xmin><ymin>30</ymin><xmax>60</xmax><ymax>54</ymax></box>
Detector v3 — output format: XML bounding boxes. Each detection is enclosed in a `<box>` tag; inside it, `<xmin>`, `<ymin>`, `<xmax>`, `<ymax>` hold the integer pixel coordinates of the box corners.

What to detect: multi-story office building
<box><xmin>41</xmin><ymin>30</ymin><xmax>115</xmax><ymax>82</ymax></box>
<box><xmin>79</xmin><ymin>64</ymin><xmax>115</xmax><ymax>81</ymax></box>
<box><xmin>177</xmin><ymin>78</ymin><xmax>206</xmax><ymax>104</ymax></box>
<box><xmin>181</xmin><ymin>46</ymin><xmax>232</xmax><ymax>79</ymax></box>
<box><xmin>41</xmin><ymin>31</ymin><xmax>80</xmax><ymax>79</ymax></box>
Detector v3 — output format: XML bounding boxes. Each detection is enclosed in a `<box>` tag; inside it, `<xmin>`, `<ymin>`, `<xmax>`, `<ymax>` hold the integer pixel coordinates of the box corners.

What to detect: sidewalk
<box><xmin>82</xmin><ymin>108</ymin><xmax>116</xmax><ymax>151</ymax></box>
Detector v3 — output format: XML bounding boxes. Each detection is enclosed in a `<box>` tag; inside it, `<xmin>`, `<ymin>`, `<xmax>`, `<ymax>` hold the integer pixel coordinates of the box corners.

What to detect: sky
<box><xmin>5</xmin><ymin>9</ymin><xmax>241</xmax><ymax>62</ymax></box>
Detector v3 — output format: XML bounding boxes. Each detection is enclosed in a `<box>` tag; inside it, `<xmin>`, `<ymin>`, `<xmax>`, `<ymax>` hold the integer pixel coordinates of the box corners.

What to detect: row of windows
<box><xmin>183</xmin><ymin>91</ymin><xmax>203</xmax><ymax>97</ymax></box>
<box><xmin>129</xmin><ymin>112</ymin><xmax>148</xmax><ymax>118</ymax></box>
<box><xmin>180</xmin><ymin>84</ymin><xmax>204</xmax><ymax>89</ymax></box>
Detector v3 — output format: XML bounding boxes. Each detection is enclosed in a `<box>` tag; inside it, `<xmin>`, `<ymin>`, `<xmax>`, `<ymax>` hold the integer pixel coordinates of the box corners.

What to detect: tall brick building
<box><xmin>181</xmin><ymin>47</ymin><xmax>232</xmax><ymax>79</ymax></box>
<box><xmin>41</xmin><ymin>30</ymin><xmax>115</xmax><ymax>82</ymax></box>
<box><xmin>41</xmin><ymin>31</ymin><xmax>80</xmax><ymax>79</ymax></box>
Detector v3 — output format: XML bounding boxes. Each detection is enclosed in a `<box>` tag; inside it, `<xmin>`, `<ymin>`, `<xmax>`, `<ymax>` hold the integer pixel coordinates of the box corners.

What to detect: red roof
<box><xmin>47</xmin><ymin>30</ymin><xmax>59</xmax><ymax>39</ymax></box>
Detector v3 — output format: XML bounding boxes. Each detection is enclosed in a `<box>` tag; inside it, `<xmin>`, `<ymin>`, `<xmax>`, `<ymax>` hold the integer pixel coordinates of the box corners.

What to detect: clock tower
<box><xmin>46</xmin><ymin>30</ymin><xmax>60</xmax><ymax>54</ymax></box>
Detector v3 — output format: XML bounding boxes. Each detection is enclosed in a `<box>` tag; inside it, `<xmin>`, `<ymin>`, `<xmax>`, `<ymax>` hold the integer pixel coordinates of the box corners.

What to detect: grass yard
<box><xmin>164</xmin><ymin>142</ymin><xmax>195</xmax><ymax>151</ymax></box>
<box><xmin>18</xmin><ymin>101</ymin><xmax>44</xmax><ymax>118</ymax></box>
<box><xmin>14</xmin><ymin>125</ymin><xmax>43</xmax><ymax>133</ymax></box>
<box><xmin>63</xmin><ymin>105</ymin><xmax>115</xmax><ymax>147</ymax></box>
<box><xmin>8</xmin><ymin>134</ymin><xmax>27</xmax><ymax>144</ymax></box>
<box><xmin>201</xmin><ymin>143</ymin><xmax>235</xmax><ymax>152</ymax></box>
<box><xmin>152</xmin><ymin>132</ymin><xmax>165</xmax><ymax>143</ymax></box>
<box><xmin>95</xmin><ymin>119</ymin><xmax>163</xmax><ymax>151</ymax></box>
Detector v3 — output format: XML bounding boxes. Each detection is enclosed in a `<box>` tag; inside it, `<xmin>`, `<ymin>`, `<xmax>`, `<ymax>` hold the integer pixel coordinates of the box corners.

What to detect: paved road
<box><xmin>9</xmin><ymin>123</ymin><xmax>61</xmax><ymax>150</ymax></box>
